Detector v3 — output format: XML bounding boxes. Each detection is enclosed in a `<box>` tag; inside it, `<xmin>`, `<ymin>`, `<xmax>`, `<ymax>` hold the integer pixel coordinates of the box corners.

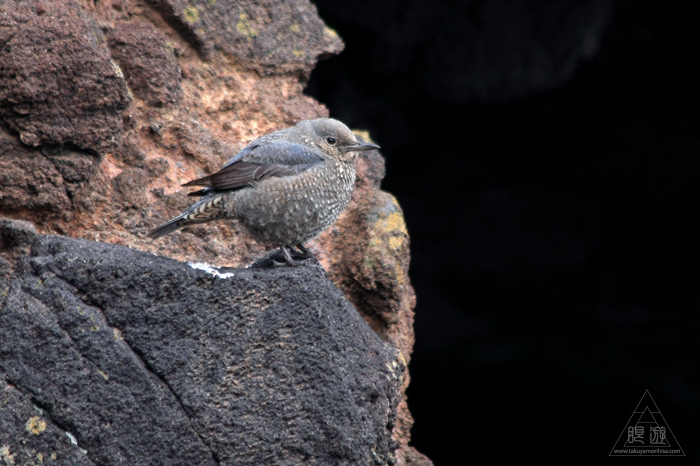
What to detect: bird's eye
<box><xmin>326</xmin><ymin>137</ymin><xmax>336</xmax><ymax>145</ymax></box>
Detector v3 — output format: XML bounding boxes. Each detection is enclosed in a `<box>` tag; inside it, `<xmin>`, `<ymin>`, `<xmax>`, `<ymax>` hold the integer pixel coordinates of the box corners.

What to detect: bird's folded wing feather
<box><xmin>224</xmin><ymin>140</ymin><xmax>324</xmax><ymax>167</ymax></box>
<box><xmin>184</xmin><ymin>142</ymin><xmax>324</xmax><ymax>194</ymax></box>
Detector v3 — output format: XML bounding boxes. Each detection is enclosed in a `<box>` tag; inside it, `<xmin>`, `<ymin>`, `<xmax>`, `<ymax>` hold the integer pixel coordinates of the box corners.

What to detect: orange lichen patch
<box><xmin>374</xmin><ymin>211</ymin><xmax>409</xmax><ymax>250</ymax></box>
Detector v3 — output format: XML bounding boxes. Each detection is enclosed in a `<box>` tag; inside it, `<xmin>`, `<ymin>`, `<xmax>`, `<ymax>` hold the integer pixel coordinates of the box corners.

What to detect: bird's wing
<box><xmin>184</xmin><ymin>142</ymin><xmax>324</xmax><ymax>195</ymax></box>
<box><xmin>225</xmin><ymin>140</ymin><xmax>324</xmax><ymax>166</ymax></box>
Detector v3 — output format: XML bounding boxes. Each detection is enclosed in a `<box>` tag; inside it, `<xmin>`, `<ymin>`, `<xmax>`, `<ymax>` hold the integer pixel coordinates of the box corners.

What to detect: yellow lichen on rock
<box><xmin>324</xmin><ymin>27</ymin><xmax>339</xmax><ymax>38</ymax></box>
<box><xmin>183</xmin><ymin>6</ymin><xmax>199</xmax><ymax>23</ymax></box>
<box><xmin>361</xmin><ymin>195</ymin><xmax>410</xmax><ymax>287</ymax></box>
<box><xmin>1</xmin><ymin>445</ymin><xmax>16</xmax><ymax>465</ymax></box>
<box><xmin>381</xmin><ymin>211</ymin><xmax>409</xmax><ymax>238</ymax></box>
<box><xmin>370</xmin><ymin>206</ymin><xmax>409</xmax><ymax>254</ymax></box>
<box><xmin>394</xmin><ymin>263</ymin><xmax>406</xmax><ymax>286</ymax></box>
<box><xmin>25</xmin><ymin>416</ymin><xmax>47</xmax><ymax>435</ymax></box>
<box><xmin>237</xmin><ymin>14</ymin><xmax>259</xmax><ymax>40</ymax></box>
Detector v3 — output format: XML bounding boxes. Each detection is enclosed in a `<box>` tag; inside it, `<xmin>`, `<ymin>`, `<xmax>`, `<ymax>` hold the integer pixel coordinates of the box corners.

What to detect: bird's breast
<box><xmin>226</xmin><ymin>160</ymin><xmax>356</xmax><ymax>245</ymax></box>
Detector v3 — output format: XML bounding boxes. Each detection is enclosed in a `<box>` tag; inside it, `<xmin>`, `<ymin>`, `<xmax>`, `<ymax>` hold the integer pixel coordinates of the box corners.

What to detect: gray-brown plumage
<box><xmin>149</xmin><ymin>118</ymin><xmax>379</xmax><ymax>265</ymax></box>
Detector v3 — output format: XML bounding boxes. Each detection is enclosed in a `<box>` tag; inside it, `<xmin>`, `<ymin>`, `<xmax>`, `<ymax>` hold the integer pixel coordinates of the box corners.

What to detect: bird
<box><xmin>149</xmin><ymin>118</ymin><xmax>380</xmax><ymax>265</ymax></box>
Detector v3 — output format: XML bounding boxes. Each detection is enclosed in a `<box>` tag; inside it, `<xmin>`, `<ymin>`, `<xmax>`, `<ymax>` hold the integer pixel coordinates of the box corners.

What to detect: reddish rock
<box><xmin>0</xmin><ymin>130</ymin><xmax>70</xmax><ymax>215</ymax></box>
<box><xmin>0</xmin><ymin>127</ymin><xmax>105</xmax><ymax>227</ymax></box>
<box><xmin>0</xmin><ymin>1</ymin><xmax>36</xmax><ymax>47</ymax></box>
<box><xmin>106</xmin><ymin>22</ymin><xmax>183</xmax><ymax>106</ymax></box>
<box><xmin>0</xmin><ymin>4</ymin><xmax>131</xmax><ymax>154</ymax></box>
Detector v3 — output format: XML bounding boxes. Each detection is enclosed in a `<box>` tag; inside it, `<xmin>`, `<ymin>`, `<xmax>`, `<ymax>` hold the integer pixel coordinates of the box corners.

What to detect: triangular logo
<box><xmin>610</xmin><ymin>390</ymin><xmax>685</xmax><ymax>456</ymax></box>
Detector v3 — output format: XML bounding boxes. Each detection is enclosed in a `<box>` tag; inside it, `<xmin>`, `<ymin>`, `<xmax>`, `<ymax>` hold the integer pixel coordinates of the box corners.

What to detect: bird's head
<box><xmin>298</xmin><ymin>118</ymin><xmax>380</xmax><ymax>162</ymax></box>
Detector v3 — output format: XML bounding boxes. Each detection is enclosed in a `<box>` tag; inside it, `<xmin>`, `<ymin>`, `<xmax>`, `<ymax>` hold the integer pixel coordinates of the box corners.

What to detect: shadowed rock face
<box><xmin>0</xmin><ymin>219</ymin><xmax>402</xmax><ymax>465</ymax></box>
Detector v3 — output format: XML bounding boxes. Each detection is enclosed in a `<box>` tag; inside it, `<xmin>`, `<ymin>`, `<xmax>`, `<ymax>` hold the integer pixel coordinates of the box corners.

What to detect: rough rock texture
<box><xmin>0</xmin><ymin>2</ymin><xmax>131</xmax><ymax>153</ymax></box>
<box><xmin>149</xmin><ymin>0</ymin><xmax>344</xmax><ymax>75</ymax></box>
<box><xmin>0</xmin><ymin>0</ymin><xmax>427</xmax><ymax>464</ymax></box>
<box><xmin>106</xmin><ymin>22</ymin><xmax>184</xmax><ymax>107</ymax></box>
<box><xmin>1</xmin><ymin>220</ymin><xmax>403</xmax><ymax>465</ymax></box>
<box><xmin>315</xmin><ymin>142</ymin><xmax>421</xmax><ymax>465</ymax></box>
<box><xmin>1</xmin><ymin>370</ymin><xmax>95</xmax><ymax>466</ymax></box>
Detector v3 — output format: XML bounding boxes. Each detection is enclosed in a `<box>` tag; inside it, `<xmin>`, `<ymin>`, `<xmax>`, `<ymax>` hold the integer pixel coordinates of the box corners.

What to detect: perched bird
<box><xmin>149</xmin><ymin>118</ymin><xmax>380</xmax><ymax>265</ymax></box>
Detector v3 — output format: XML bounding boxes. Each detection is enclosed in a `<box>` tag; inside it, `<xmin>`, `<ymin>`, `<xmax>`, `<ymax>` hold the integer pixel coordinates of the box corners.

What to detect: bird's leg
<box><xmin>295</xmin><ymin>243</ymin><xmax>311</xmax><ymax>257</ymax></box>
<box><xmin>280</xmin><ymin>246</ymin><xmax>297</xmax><ymax>266</ymax></box>
<box><xmin>251</xmin><ymin>246</ymin><xmax>311</xmax><ymax>268</ymax></box>
<box><xmin>250</xmin><ymin>248</ymin><xmax>292</xmax><ymax>268</ymax></box>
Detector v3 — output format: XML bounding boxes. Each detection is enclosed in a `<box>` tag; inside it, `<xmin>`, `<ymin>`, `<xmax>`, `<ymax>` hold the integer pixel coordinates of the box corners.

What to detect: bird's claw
<box><xmin>249</xmin><ymin>247</ymin><xmax>313</xmax><ymax>268</ymax></box>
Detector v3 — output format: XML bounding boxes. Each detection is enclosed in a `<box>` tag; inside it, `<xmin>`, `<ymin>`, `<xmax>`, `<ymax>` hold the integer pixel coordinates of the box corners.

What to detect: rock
<box><xmin>106</xmin><ymin>22</ymin><xmax>183</xmax><ymax>107</ymax></box>
<box><xmin>148</xmin><ymin>0</ymin><xmax>344</xmax><ymax>75</ymax></box>
<box><xmin>0</xmin><ymin>0</ymin><xmax>337</xmax><ymax>265</ymax></box>
<box><xmin>1</xmin><ymin>370</ymin><xmax>95</xmax><ymax>466</ymax></box>
<box><xmin>0</xmin><ymin>220</ymin><xmax>404</xmax><ymax>465</ymax></box>
<box><xmin>0</xmin><ymin>1</ymin><xmax>35</xmax><ymax>48</ymax></box>
<box><xmin>0</xmin><ymin>132</ymin><xmax>70</xmax><ymax>214</ymax></box>
<box><xmin>0</xmin><ymin>130</ymin><xmax>101</xmax><ymax>220</ymax></box>
<box><xmin>0</xmin><ymin>0</ymin><xmax>428</xmax><ymax>461</ymax></box>
<box><xmin>316</xmin><ymin>146</ymin><xmax>426</xmax><ymax>465</ymax></box>
<box><xmin>0</xmin><ymin>218</ymin><xmax>37</xmax><ymax>253</ymax></box>
<box><xmin>0</xmin><ymin>2</ymin><xmax>131</xmax><ymax>154</ymax></box>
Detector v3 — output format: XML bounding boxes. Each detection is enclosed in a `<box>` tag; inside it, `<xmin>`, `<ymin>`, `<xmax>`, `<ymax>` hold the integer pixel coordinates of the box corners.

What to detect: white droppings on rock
<box><xmin>66</xmin><ymin>432</ymin><xmax>88</xmax><ymax>454</ymax></box>
<box><xmin>187</xmin><ymin>262</ymin><xmax>235</xmax><ymax>279</ymax></box>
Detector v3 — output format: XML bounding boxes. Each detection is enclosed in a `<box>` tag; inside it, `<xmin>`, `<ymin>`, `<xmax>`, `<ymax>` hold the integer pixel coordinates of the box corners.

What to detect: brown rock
<box><xmin>0</xmin><ymin>130</ymin><xmax>70</xmax><ymax>215</ymax></box>
<box><xmin>0</xmin><ymin>1</ymin><xmax>36</xmax><ymax>48</ymax></box>
<box><xmin>106</xmin><ymin>22</ymin><xmax>183</xmax><ymax>106</ymax></box>
<box><xmin>0</xmin><ymin>128</ymin><xmax>104</xmax><ymax>226</ymax></box>
<box><xmin>148</xmin><ymin>0</ymin><xmax>344</xmax><ymax>75</ymax></box>
<box><xmin>0</xmin><ymin>3</ymin><xmax>131</xmax><ymax>154</ymax></box>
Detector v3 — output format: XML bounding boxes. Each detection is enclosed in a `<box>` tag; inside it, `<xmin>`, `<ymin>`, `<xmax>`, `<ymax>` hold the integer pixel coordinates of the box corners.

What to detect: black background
<box><xmin>307</xmin><ymin>1</ymin><xmax>698</xmax><ymax>464</ymax></box>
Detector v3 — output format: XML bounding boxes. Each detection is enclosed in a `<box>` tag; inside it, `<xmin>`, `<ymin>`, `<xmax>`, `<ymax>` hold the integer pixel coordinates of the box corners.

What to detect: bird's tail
<box><xmin>149</xmin><ymin>195</ymin><xmax>228</xmax><ymax>239</ymax></box>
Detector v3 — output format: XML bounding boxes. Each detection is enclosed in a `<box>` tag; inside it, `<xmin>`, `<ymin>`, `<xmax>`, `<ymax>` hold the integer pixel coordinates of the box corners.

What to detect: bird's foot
<box><xmin>249</xmin><ymin>246</ymin><xmax>312</xmax><ymax>268</ymax></box>
<box><xmin>294</xmin><ymin>243</ymin><xmax>312</xmax><ymax>258</ymax></box>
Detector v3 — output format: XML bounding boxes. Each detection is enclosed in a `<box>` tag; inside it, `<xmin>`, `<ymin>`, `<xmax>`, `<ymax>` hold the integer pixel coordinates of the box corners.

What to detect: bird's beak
<box><xmin>343</xmin><ymin>141</ymin><xmax>380</xmax><ymax>153</ymax></box>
